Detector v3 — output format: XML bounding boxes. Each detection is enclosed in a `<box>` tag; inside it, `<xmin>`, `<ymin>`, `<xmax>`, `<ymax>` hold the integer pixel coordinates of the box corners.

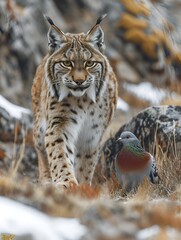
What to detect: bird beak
<box><xmin>116</xmin><ymin>137</ymin><xmax>122</xmax><ymax>142</ymax></box>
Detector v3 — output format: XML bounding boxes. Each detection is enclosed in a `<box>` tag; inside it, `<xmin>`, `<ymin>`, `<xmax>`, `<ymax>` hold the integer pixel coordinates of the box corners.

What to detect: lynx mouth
<box><xmin>69</xmin><ymin>88</ymin><xmax>87</xmax><ymax>97</ymax></box>
<box><xmin>66</xmin><ymin>84</ymin><xmax>90</xmax><ymax>91</ymax></box>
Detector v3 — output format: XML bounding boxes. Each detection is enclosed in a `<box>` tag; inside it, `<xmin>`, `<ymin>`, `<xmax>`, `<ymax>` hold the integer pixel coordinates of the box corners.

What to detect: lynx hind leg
<box><xmin>37</xmin><ymin>149</ymin><xmax>51</xmax><ymax>184</ymax></box>
<box><xmin>32</xmin><ymin>123</ymin><xmax>50</xmax><ymax>184</ymax></box>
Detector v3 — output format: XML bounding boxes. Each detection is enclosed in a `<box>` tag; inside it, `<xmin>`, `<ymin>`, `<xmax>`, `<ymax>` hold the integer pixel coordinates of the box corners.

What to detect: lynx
<box><xmin>32</xmin><ymin>15</ymin><xmax>117</xmax><ymax>188</ymax></box>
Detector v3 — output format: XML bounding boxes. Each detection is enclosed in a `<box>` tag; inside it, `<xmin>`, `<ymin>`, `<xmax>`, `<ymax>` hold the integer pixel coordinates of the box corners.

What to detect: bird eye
<box><xmin>126</xmin><ymin>136</ymin><xmax>130</xmax><ymax>139</ymax></box>
<box><xmin>61</xmin><ymin>61</ymin><xmax>72</xmax><ymax>67</ymax></box>
<box><xmin>86</xmin><ymin>61</ymin><xmax>96</xmax><ymax>67</ymax></box>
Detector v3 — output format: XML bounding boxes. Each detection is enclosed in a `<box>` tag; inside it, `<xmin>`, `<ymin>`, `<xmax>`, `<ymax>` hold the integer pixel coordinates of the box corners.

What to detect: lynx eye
<box><xmin>85</xmin><ymin>61</ymin><xmax>96</xmax><ymax>67</ymax></box>
<box><xmin>61</xmin><ymin>61</ymin><xmax>72</xmax><ymax>67</ymax></box>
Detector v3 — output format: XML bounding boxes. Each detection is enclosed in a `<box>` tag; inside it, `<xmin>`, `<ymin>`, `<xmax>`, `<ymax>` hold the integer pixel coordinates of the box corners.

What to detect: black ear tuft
<box><xmin>44</xmin><ymin>15</ymin><xmax>55</xmax><ymax>26</ymax></box>
<box><xmin>96</xmin><ymin>13</ymin><xmax>107</xmax><ymax>25</ymax></box>
<box><xmin>86</xmin><ymin>14</ymin><xmax>107</xmax><ymax>53</ymax></box>
<box><xmin>44</xmin><ymin>16</ymin><xmax>66</xmax><ymax>54</ymax></box>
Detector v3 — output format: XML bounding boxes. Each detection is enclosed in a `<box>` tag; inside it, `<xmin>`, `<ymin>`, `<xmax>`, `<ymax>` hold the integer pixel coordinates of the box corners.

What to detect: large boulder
<box><xmin>0</xmin><ymin>95</ymin><xmax>37</xmax><ymax>180</ymax></box>
<box><xmin>96</xmin><ymin>105</ymin><xmax>181</xmax><ymax>180</ymax></box>
<box><xmin>0</xmin><ymin>0</ymin><xmax>58</xmax><ymax>107</ymax></box>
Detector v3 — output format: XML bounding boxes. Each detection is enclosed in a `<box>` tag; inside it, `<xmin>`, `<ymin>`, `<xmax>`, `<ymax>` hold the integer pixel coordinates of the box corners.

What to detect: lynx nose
<box><xmin>72</xmin><ymin>70</ymin><xmax>86</xmax><ymax>86</ymax></box>
<box><xmin>74</xmin><ymin>80</ymin><xmax>84</xmax><ymax>86</ymax></box>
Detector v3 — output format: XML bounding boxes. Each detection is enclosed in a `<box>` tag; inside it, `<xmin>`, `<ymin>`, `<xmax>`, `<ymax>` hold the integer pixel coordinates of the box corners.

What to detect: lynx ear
<box><xmin>45</xmin><ymin>16</ymin><xmax>67</xmax><ymax>53</ymax></box>
<box><xmin>86</xmin><ymin>14</ymin><xmax>107</xmax><ymax>53</ymax></box>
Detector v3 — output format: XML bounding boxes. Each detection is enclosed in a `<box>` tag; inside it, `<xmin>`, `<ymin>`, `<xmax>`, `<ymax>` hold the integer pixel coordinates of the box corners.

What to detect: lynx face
<box><xmin>45</xmin><ymin>18</ymin><xmax>107</xmax><ymax>102</ymax></box>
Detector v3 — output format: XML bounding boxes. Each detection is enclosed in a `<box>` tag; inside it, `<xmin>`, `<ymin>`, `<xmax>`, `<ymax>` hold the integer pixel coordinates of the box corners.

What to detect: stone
<box><xmin>0</xmin><ymin>96</ymin><xmax>37</xmax><ymax>180</ymax></box>
<box><xmin>97</xmin><ymin>105</ymin><xmax>181</xmax><ymax>179</ymax></box>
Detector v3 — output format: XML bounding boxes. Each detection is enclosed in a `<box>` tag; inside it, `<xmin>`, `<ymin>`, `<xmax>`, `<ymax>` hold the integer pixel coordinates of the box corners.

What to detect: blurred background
<box><xmin>0</xmin><ymin>2</ymin><xmax>181</xmax><ymax>239</ymax></box>
<box><xmin>0</xmin><ymin>0</ymin><xmax>181</xmax><ymax>111</ymax></box>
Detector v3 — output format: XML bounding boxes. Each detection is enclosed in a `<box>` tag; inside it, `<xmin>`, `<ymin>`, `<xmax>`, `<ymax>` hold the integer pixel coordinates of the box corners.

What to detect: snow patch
<box><xmin>116</xmin><ymin>97</ymin><xmax>129</xmax><ymax>112</ymax></box>
<box><xmin>0</xmin><ymin>95</ymin><xmax>31</xmax><ymax>119</ymax></box>
<box><xmin>0</xmin><ymin>197</ymin><xmax>87</xmax><ymax>240</ymax></box>
<box><xmin>136</xmin><ymin>225</ymin><xmax>160</xmax><ymax>239</ymax></box>
<box><xmin>123</xmin><ymin>82</ymin><xmax>168</xmax><ymax>105</ymax></box>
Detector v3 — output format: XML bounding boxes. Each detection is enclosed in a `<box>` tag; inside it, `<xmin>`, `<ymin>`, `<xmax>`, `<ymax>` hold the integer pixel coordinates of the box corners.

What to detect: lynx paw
<box><xmin>56</xmin><ymin>178</ymin><xmax>78</xmax><ymax>190</ymax></box>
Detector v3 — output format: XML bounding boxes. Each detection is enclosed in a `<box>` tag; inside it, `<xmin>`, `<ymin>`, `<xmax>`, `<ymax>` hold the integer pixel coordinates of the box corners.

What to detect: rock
<box><xmin>96</xmin><ymin>105</ymin><xmax>181</xmax><ymax>179</ymax></box>
<box><xmin>52</xmin><ymin>0</ymin><xmax>181</xmax><ymax>87</ymax></box>
<box><xmin>0</xmin><ymin>95</ymin><xmax>33</xmax><ymax>143</ymax></box>
<box><xmin>1</xmin><ymin>0</ymin><xmax>180</xmax><ymax>184</ymax></box>
<box><xmin>0</xmin><ymin>0</ymin><xmax>50</xmax><ymax>107</ymax></box>
<box><xmin>115</xmin><ymin>61</ymin><xmax>140</xmax><ymax>84</ymax></box>
<box><xmin>0</xmin><ymin>96</ymin><xmax>37</xmax><ymax>180</ymax></box>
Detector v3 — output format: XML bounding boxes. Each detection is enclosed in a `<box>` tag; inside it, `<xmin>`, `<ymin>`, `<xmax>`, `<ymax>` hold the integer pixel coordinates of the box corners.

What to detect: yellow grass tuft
<box><xmin>8</xmin><ymin>130</ymin><xmax>26</xmax><ymax>179</ymax></box>
<box><xmin>121</xmin><ymin>0</ymin><xmax>150</xmax><ymax>16</ymax></box>
<box><xmin>66</xmin><ymin>183</ymin><xmax>101</xmax><ymax>199</ymax></box>
<box><xmin>147</xmin><ymin>204</ymin><xmax>181</xmax><ymax>229</ymax></box>
<box><xmin>118</xmin><ymin>13</ymin><xmax>148</xmax><ymax>30</ymax></box>
<box><xmin>124</xmin><ymin>29</ymin><xmax>161</xmax><ymax>59</ymax></box>
<box><xmin>133</xmin><ymin>177</ymin><xmax>154</xmax><ymax>201</ymax></box>
<box><xmin>161</xmin><ymin>96</ymin><xmax>181</xmax><ymax>106</ymax></box>
<box><xmin>0</xmin><ymin>176</ymin><xmax>15</xmax><ymax>195</ymax></box>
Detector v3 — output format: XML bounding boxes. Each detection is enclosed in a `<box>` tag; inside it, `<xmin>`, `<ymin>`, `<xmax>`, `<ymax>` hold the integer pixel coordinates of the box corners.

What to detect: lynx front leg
<box><xmin>75</xmin><ymin>117</ymin><xmax>104</xmax><ymax>185</ymax></box>
<box><xmin>45</xmin><ymin>123</ymin><xmax>78</xmax><ymax>188</ymax></box>
<box><xmin>75</xmin><ymin>150</ymin><xmax>99</xmax><ymax>184</ymax></box>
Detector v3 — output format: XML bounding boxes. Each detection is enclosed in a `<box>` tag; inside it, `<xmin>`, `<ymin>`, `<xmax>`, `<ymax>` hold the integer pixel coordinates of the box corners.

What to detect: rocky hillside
<box><xmin>0</xmin><ymin>0</ymin><xmax>181</xmax><ymax>239</ymax></box>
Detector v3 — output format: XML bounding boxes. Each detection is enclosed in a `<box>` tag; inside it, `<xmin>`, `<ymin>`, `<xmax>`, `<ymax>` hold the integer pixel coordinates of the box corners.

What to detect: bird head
<box><xmin>116</xmin><ymin>131</ymin><xmax>139</xmax><ymax>146</ymax></box>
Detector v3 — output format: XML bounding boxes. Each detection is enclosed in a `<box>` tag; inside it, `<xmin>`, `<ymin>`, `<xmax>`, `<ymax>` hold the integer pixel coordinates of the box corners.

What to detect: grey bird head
<box><xmin>117</xmin><ymin>131</ymin><xmax>140</xmax><ymax>146</ymax></box>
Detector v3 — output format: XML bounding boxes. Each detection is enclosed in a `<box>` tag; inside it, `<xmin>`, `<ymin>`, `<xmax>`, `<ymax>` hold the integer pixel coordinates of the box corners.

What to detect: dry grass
<box><xmin>153</xmin><ymin>134</ymin><xmax>181</xmax><ymax>198</ymax></box>
<box><xmin>8</xmin><ymin>122</ymin><xmax>26</xmax><ymax>178</ymax></box>
<box><xmin>66</xmin><ymin>184</ymin><xmax>101</xmax><ymax>199</ymax></box>
<box><xmin>1</xmin><ymin>109</ymin><xmax>180</xmax><ymax>202</ymax></box>
<box><xmin>0</xmin><ymin>153</ymin><xmax>180</xmax><ymax>239</ymax></box>
<box><xmin>0</xmin><ymin>109</ymin><xmax>180</xmax><ymax>239</ymax></box>
<box><xmin>161</xmin><ymin>96</ymin><xmax>181</xmax><ymax>106</ymax></box>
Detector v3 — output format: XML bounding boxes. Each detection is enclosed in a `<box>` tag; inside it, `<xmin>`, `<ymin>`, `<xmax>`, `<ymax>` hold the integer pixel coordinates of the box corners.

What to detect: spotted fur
<box><xmin>32</xmin><ymin>15</ymin><xmax>117</xmax><ymax>188</ymax></box>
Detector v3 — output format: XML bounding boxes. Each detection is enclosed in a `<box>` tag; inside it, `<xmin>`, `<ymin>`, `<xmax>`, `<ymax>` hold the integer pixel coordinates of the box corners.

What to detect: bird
<box><xmin>115</xmin><ymin>131</ymin><xmax>159</xmax><ymax>194</ymax></box>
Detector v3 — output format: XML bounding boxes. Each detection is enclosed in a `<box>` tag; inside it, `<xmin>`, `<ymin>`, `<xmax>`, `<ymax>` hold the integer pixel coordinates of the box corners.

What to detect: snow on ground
<box><xmin>0</xmin><ymin>197</ymin><xmax>87</xmax><ymax>240</ymax></box>
<box><xmin>136</xmin><ymin>225</ymin><xmax>181</xmax><ymax>240</ymax></box>
<box><xmin>116</xmin><ymin>97</ymin><xmax>129</xmax><ymax>111</ymax></box>
<box><xmin>123</xmin><ymin>82</ymin><xmax>174</xmax><ymax>105</ymax></box>
<box><xmin>136</xmin><ymin>225</ymin><xmax>160</xmax><ymax>239</ymax></box>
<box><xmin>0</xmin><ymin>95</ymin><xmax>31</xmax><ymax>119</ymax></box>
